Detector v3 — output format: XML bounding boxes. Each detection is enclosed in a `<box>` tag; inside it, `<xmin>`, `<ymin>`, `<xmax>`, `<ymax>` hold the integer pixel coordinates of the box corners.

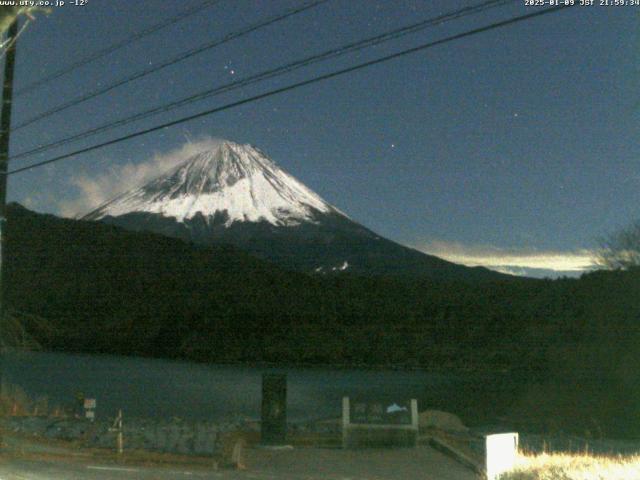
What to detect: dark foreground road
<box><xmin>0</xmin><ymin>445</ymin><xmax>478</xmax><ymax>480</ymax></box>
<box><xmin>0</xmin><ymin>459</ymin><xmax>231</xmax><ymax>479</ymax></box>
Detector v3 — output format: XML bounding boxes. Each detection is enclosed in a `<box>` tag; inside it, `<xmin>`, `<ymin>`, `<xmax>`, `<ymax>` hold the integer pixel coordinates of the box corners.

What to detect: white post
<box><xmin>485</xmin><ymin>432</ymin><xmax>518</xmax><ymax>480</ymax></box>
<box><xmin>342</xmin><ymin>397</ymin><xmax>350</xmax><ymax>449</ymax></box>
<box><xmin>116</xmin><ymin>410</ymin><xmax>123</xmax><ymax>455</ymax></box>
<box><xmin>410</xmin><ymin>399</ymin><xmax>418</xmax><ymax>430</ymax></box>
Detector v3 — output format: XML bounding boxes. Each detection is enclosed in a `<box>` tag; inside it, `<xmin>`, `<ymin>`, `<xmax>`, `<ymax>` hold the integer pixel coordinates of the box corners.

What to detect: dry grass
<box><xmin>501</xmin><ymin>452</ymin><xmax>640</xmax><ymax>480</ymax></box>
<box><xmin>0</xmin><ymin>383</ymin><xmax>66</xmax><ymax>417</ymax></box>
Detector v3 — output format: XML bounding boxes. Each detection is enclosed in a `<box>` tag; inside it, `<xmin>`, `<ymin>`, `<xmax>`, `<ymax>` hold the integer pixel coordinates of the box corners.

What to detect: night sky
<box><xmin>6</xmin><ymin>0</ymin><xmax>638</xmax><ymax>277</ymax></box>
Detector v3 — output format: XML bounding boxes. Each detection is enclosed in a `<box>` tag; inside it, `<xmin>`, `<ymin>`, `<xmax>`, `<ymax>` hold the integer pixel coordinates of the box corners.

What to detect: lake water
<box><xmin>1</xmin><ymin>350</ymin><xmax>506</xmax><ymax>424</ymax></box>
<box><xmin>5</xmin><ymin>351</ymin><xmax>640</xmax><ymax>453</ymax></box>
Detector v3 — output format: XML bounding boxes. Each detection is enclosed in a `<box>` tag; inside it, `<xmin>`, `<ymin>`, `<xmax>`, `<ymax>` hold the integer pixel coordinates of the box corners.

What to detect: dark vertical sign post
<box><xmin>261</xmin><ymin>373</ymin><xmax>287</xmax><ymax>445</ymax></box>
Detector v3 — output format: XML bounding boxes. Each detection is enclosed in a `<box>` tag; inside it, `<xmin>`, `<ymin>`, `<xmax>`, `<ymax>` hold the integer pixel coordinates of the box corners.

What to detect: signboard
<box><xmin>83</xmin><ymin>398</ymin><xmax>96</xmax><ymax>422</ymax></box>
<box><xmin>342</xmin><ymin>397</ymin><xmax>418</xmax><ymax>448</ymax></box>
<box><xmin>349</xmin><ymin>400</ymin><xmax>412</xmax><ymax>425</ymax></box>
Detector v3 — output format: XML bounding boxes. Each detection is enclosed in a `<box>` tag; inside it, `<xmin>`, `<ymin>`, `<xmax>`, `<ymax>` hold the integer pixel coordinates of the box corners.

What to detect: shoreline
<box><xmin>2</xmin><ymin>347</ymin><xmax>522</xmax><ymax>376</ymax></box>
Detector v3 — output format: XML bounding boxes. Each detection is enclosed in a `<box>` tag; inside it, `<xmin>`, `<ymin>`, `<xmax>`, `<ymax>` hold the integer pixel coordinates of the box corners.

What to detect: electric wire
<box><xmin>15</xmin><ymin>0</ymin><xmax>223</xmax><ymax>97</ymax></box>
<box><xmin>12</xmin><ymin>0</ymin><xmax>330</xmax><ymax>131</ymax></box>
<box><xmin>0</xmin><ymin>18</ymin><xmax>31</xmax><ymax>61</ymax></box>
<box><xmin>6</xmin><ymin>5</ymin><xmax>574</xmax><ymax>176</ymax></box>
<box><xmin>11</xmin><ymin>0</ymin><xmax>516</xmax><ymax>162</ymax></box>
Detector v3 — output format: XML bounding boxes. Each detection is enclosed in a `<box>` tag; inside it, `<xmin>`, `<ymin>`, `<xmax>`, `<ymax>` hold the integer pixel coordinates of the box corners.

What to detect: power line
<box><xmin>15</xmin><ymin>0</ymin><xmax>223</xmax><ymax>97</ymax></box>
<box><xmin>11</xmin><ymin>0</ymin><xmax>516</xmax><ymax>162</ymax></box>
<box><xmin>6</xmin><ymin>5</ymin><xmax>574</xmax><ymax>177</ymax></box>
<box><xmin>0</xmin><ymin>18</ymin><xmax>31</xmax><ymax>61</ymax></box>
<box><xmin>12</xmin><ymin>0</ymin><xmax>329</xmax><ymax>131</ymax></box>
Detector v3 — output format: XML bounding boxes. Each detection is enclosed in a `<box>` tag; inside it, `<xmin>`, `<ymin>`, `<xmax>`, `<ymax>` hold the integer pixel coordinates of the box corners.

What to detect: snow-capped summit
<box><xmin>84</xmin><ymin>139</ymin><xmax>504</xmax><ymax>280</ymax></box>
<box><xmin>85</xmin><ymin>141</ymin><xmax>339</xmax><ymax>226</ymax></box>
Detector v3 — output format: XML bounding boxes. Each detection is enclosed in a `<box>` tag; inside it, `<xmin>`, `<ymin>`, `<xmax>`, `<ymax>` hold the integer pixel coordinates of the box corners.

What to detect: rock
<box><xmin>419</xmin><ymin>410</ymin><xmax>468</xmax><ymax>433</ymax></box>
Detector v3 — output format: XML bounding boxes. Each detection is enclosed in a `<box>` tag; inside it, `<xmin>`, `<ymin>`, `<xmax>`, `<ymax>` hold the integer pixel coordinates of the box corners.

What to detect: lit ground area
<box><xmin>502</xmin><ymin>452</ymin><xmax>640</xmax><ymax>480</ymax></box>
<box><xmin>0</xmin><ymin>445</ymin><xmax>477</xmax><ymax>480</ymax></box>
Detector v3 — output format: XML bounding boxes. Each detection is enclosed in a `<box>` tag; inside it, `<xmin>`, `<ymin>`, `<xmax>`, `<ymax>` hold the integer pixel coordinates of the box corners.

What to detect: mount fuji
<box><xmin>83</xmin><ymin>140</ymin><xmax>501</xmax><ymax>280</ymax></box>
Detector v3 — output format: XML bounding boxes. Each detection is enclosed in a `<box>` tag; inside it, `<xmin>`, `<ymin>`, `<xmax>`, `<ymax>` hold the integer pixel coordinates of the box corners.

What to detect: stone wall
<box><xmin>1</xmin><ymin>415</ymin><xmax>342</xmax><ymax>455</ymax></box>
<box><xmin>2</xmin><ymin>416</ymin><xmax>258</xmax><ymax>456</ymax></box>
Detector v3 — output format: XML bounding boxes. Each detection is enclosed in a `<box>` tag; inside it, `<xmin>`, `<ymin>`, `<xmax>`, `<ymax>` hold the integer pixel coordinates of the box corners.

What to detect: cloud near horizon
<box><xmin>57</xmin><ymin>137</ymin><xmax>224</xmax><ymax>218</ymax></box>
<box><xmin>416</xmin><ymin>240</ymin><xmax>595</xmax><ymax>277</ymax></box>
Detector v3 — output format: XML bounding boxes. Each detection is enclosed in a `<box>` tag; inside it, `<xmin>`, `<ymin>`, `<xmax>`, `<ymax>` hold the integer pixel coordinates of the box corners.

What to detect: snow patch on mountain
<box><xmin>314</xmin><ymin>261</ymin><xmax>350</xmax><ymax>274</ymax></box>
<box><xmin>333</xmin><ymin>261</ymin><xmax>349</xmax><ymax>271</ymax></box>
<box><xmin>85</xmin><ymin>141</ymin><xmax>341</xmax><ymax>227</ymax></box>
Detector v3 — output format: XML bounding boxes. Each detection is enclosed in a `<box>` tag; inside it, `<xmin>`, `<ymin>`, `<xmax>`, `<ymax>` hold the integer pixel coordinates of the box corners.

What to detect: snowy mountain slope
<box><xmin>84</xmin><ymin>140</ymin><xmax>504</xmax><ymax>280</ymax></box>
<box><xmin>85</xmin><ymin>141</ymin><xmax>340</xmax><ymax>226</ymax></box>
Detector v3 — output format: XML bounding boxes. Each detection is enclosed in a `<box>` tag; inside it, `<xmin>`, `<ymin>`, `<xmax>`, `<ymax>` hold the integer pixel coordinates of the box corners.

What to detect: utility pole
<box><xmin>0</xmin><ymin>18</ymin><xmax>18</xmax><ymax>417</ymax></box>
<box><xmin>0</xmin><ymin>18</ymin><xmax>17</xmax><ymax>315</ymax></box>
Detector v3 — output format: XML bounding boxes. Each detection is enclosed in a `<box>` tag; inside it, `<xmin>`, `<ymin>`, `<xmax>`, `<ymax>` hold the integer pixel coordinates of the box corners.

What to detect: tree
<box><xmin>595</xmin><ymin>220</ymin><xmax>640</xmax><ymax>270</ymax></box>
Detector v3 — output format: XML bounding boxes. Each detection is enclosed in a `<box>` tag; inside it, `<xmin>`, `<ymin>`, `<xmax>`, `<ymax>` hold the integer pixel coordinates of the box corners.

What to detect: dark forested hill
<box><xmin>4</xmin><ymin>203</ymin><xmax>640</xmax><ymax>436</ymax></box>
<box><xmin>4</xmin><ymin>202</ymin><xmax>534</xmax><ymax>368</ymax></box>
